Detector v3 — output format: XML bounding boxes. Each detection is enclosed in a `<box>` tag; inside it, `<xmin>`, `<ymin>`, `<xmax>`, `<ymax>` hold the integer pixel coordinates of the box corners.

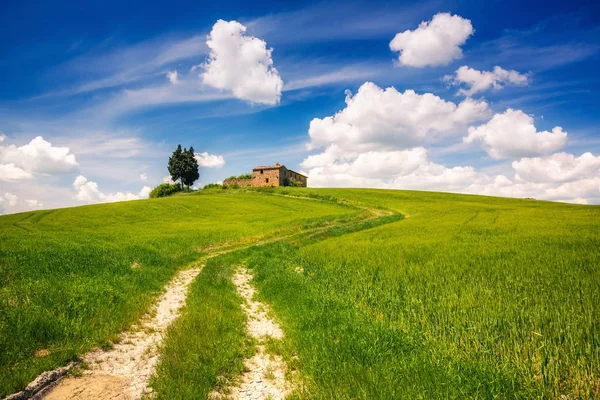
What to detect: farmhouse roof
<box><xmin>253</xmin><ymin>164</ymin><xmax>283</xmax><ymax>170</ymax></box>
<box><xmin>288</xmin><ymin>169</ymin><xmax>308</xmax><ymax>178</ymax></box>
<box><xmin>252</xmin><ymin>163</ymin><xmax>307</xmax><ymax>178</ymax></box>
<box><xmin>252</xmin><ymin>163</ymin><xmax>308</xmax><ymax>178</ymax></box>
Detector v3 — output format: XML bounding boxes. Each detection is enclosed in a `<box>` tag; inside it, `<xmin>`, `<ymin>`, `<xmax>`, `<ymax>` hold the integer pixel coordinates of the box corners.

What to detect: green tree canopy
<box><xmin>182</xmin><ymin>146</ymin><xmax>200</xmax><ymax>188</ymax></box>
<box><xmin>168</xmin><ymin>144</ymin><xmax>184</xmax><ymax>189</ymax></box>
<box><xmin>168</xmin><ymin>144</ymin><xmax>200</xmax><ymax>190</ymax></box>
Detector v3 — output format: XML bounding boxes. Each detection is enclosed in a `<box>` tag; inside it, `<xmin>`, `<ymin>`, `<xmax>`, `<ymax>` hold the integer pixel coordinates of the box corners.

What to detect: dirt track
<box><xmin>6</xmin><ymin>194</ymin><xmax>399</xmax><ymax>400</ymax></box>
<box><xmin>44</xmin><ymin>268</ymin><xmax>201</xmax><ymax>400</ymax></box>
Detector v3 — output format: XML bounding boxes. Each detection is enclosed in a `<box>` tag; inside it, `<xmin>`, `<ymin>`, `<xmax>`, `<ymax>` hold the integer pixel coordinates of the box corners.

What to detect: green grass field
<box><xmin>0</xmin><ymin>191</ymin><xmax>353</xmax><ymax>396</ymax></box>
<box><xmin>1</xmin><ymin>188</ymin><xmax>599</xmax><ymax>398</ymax></box>
<box><xmin>246</xmin><ymin>189</ymin><xmax>600</xmax><ymax>398</ymax></box>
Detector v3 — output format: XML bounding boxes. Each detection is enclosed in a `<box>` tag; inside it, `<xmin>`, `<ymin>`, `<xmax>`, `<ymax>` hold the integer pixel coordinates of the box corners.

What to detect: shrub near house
<box><xmin>149</xmin><ymin>183</ymin><xmax>181</xmax><ymax>198</ymax></box>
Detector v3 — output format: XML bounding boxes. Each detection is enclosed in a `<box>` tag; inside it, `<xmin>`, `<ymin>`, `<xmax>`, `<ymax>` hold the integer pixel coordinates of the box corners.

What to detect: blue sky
<box><xmin>1</xmin><ymin>0</ymin><xmax>599</xmax><ymax>212</ymax></box>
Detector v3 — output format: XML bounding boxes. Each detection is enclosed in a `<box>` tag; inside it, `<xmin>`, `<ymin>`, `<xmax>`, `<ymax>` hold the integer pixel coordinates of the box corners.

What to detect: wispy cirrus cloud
<box><xmin>87</xmin><ymin>80</ymin><xmax>232</xmax><ymax>118</ymax></box>
<box><xmin>243</xmin><ymin>0</ymin><xmax>440</xmax><ymax>44</ymax></box>
<box><xmin>35</xmin><ymin>33</ymin><xmax>208</xmax><ymax>99</ymax></box>
<box><xmin>469</xmin><ymin>20</ymin><xmax>599</xmax><ymax>72</ymax></box>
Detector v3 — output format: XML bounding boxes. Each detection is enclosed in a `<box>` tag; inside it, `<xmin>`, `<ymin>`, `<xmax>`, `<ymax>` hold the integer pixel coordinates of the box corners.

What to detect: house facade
<box><xmin>252</xmin><ymin>163</ymin><xmax>307</xmax><ymax>187</ymax></box>
<box><xmin>223</xmin><ymin>163</ymin><xmax>308</xmax><ymax>187</ymax></box>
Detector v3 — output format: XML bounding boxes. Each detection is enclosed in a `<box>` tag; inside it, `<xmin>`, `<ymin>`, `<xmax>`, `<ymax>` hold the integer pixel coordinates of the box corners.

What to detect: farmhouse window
<box><xmin>260</xmin><ymin>170</ymin><xmax>264</xmax><ymax>174</ymax></box>
<box><xmin>266</xmin><ymin>178</ymin><xmax>269</xmax><ymax>183</ymax></box>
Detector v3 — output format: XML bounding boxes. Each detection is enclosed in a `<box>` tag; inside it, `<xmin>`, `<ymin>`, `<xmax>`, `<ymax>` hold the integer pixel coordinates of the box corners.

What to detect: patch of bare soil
<box><xmin>43</xmin><ymin>268</ymin><xmax>201</xmax><ymax>400</ymax></box>
<box><xmin>213</xmin><ymin>268</ymin><xmax>290</xmax><ymax>400</ymax></box>
<box><xmin>43</xmin><ymin>375</ymin><xmax>129</xmax><ymax>400</ymax></box>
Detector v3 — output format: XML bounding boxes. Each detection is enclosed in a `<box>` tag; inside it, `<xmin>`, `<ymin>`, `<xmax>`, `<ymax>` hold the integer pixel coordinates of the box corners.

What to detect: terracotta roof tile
<box><xmin>253</xmin><ymin>164</ymin><xmax>284</xmax><ymax>170</ymax></box>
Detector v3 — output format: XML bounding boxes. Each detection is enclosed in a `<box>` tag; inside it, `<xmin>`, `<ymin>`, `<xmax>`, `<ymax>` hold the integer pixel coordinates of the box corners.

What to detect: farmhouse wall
<box><xmin>288</xmin><ymin>170</ymin><xmax>307</xmax><ymax>186</ymax></box>
<box><xmin>252</xmin><ymin>166</ymin><xmax>286</xmax><ymax>187</ymax></box>
<box><xmin>222</xmin><ymin>178</ymin><xmax>253</xmax><ymax>187</ymax></box>
<box><xmin>224</xmin><ymin>163</ymin><xmax>308</xmax><ymax>188</ymax></box>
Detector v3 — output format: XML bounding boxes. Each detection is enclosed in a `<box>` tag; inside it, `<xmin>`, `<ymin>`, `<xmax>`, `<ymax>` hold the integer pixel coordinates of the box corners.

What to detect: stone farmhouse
<box><xmin>223</xmin><ymin>163</ymin><xmax>308</xmax><ymax>187</ymax></box>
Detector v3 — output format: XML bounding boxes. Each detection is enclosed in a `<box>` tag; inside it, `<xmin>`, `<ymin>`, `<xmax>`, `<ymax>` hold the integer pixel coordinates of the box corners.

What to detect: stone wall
<box><xmin>288</xmin><ymin>170</ymin><xmax>307</xmax><ymax>187</ymax></box>
<box><xmin>224</xmin><ymin>165</ymin><xmax>308</xmax><ymax>188</ymax></box>
<box><xmin>252</xmin><ymin>167</ymin><xmax>284</xmax><ymax>187</ymax></box>
<box><xmin>222</xmin><ymin>178</ymin><xmax>253</xmax><ymax>187</ymax></box>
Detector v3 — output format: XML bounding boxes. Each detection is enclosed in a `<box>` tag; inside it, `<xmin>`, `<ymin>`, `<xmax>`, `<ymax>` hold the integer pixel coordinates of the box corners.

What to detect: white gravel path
<box><xmin>43</xmin><ymin>267</ymin><xmax>201</xmax><ymax>400</ymax></box>
<box><xmin>215</xmin><ymin>267</ymin><xmax>290</xmax><ymax>400</ymax></box>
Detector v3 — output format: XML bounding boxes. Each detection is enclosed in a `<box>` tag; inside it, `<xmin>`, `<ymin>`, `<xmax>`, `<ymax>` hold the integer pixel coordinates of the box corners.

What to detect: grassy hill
<box><xmin>0</xmin><ymin>191</ymin><xmax>354</xmax><ymax>395</ymax></box>
<box><xmin>1</xmin><ymin>188</ymin><xmax>599</xmax><ymax>398</ymax></box>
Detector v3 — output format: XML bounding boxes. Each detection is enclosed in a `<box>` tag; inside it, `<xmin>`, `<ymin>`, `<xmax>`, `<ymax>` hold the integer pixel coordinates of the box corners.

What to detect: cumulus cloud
<box><xmin>25</xmin><ymin>199</ymin><xmax>43</xmax><ymax>209</ymax></box>
<box><xmin>473</xmin><ymin>173</ymin><xmax>600</xmax><ymax>205</ymax></box>
<box><xmin>307</xmin><ymin>82</ymin><xmax>490</xmax><ymax>152</ymax></box>
<box><xmin>201</xmin><ymin>19</ymin><xmax>283</xmax><ymax>104</ymax></box>
<box><xmin>0</xmin><ymin>193</ymin><xmax>19</xmax><ymax>214</ymax></box>
<box><xmin>444</xmin><ymin>65</ymin><xmax>529</xmax><ymax>96</ymax></box>
<box><xmin>73</xmin><ymin>175</ymin><xmax>151</xmax><ymax>203</ymax></box>
<box><xmin>303</xmin><ymin>147</ymin><xmax>600</xmax><ymax>204</ymax></box>
<box><xmin>194</xmin><ymin>152</ymin><xmax>225</xmax><ymax>168</ymax></box>
<box><xmin>3</xmin><ymin>193</ymin><xmax>18</xmax><ymax>207</ymax></box>
<box><xmin>166</xmin><ymin>70</ymin><xmax>179</xmax><ymax>84</ymax></box>
<box><xmin>302</xmin><ymin>145</ymin><xmax>490</xmax><ymax>192</ymax></box>
<box><xmin>0</xmin><ymin>136</ymin><xmax>78</xmax><ymax>179</ymax></box>
<box><xmin>512</xmin><ymin>152</ymin><xmax>600</xmax><ymax>183</ymax></box>
<box><xmin>390</xmin><ymin>13</ymin><xmax>473</xmax><ymax>67</ymax></box>
<box><xmin>0</xmin><ymin>163</ymin><xmax>33</xmax><ymax>181</ymax></box>
<box><xmin>465</xmin><ymin>109</ymin><xmax>567</xmax><ymax>159</ymax></box>
<box><xmin>140</xmin><ymin>173</ymin><xmax>148</xmax><ymax>182</ymax></box>
<box><xmin>301</xmin><ymin>84</ymin><xmax>598</xmax><ymax>204</ymax></box>
<box><xmin>139</xmin><ymin>186</ymin><xmax>152</xmax><ymax>198</ymax></box>
<box><xmin>301</xmin><ymin>146</ymin><xmax>487</xmax><ymax>192</ymax></box>
<box><xmin>303</xmin><ymin>82</ymin><xmax>492</xmax><ymax>192</ymax></box>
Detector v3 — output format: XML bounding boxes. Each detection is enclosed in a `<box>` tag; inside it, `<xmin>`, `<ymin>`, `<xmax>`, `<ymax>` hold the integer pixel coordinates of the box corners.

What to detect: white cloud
<box><xmin>37</xmin><ymin>33</ymin><xmax>207</xmax><ymax>98</ymax></box>
<box><xmin>0</xmin><ymin>192</ymin><xmax>19</xmax><ymax>214</ymax></box>
<box><xmin>139</xmin><ymin>186</ymin><xmax>152</xmax><ymax>198</ymax></box>
<box><xmin>166</xmin><ymin>70</ymin><xmax>179</xmax><ymax>84</ymax></box>
<box><xmin>474</xmin><ymin>173</ymin><xmax>600</xmax><ymax>204</ymax></box>
<box><xmin>94</xmin><ymin>82</ymin><xmax>231</xmax><ymax>118</ymax></box>
<box><xmin>0</xmin><ymin>163</ymin><xmax>33</xmax><ymax>181</ymax></box>
<box><xmin>543</xmin><ymin>178</ymin><xmax>600</xmax><ymax>203</ymax></box>
<box><xmin>73</xmin><ymin>174</ymin><xmax>87</xmax><ymax>188</ymax></box>
<box><xmin>303</xmin><ymin>81</ymin><xmax>492</xmax><ymax>191</ymax></box>
<box><xmin>282</xmin><ymin>62</ymin><xmax>387</xmax><ymax>92</ymax></box>
<box><xmin>512</xmin><ymin>152</ymin><xmax>600</xmax><ymax>183</ymax></box>
<box><xmin>0</xmin><ymin>136</ymin><xmax>78</xmax><ymax>176</ymax></box>
<box><xmin>301</xmin><ymin>84</ymin><xmax>598</xmax><ymax>204</ymax></box>
<box><xmin>0</xmin><ymin>133</ymin><xmax>5</xmax><ymax>142</ymax></box>
<box><xmin>73</xmin><ymin>175</ymin><xmax>151</xmax><ymax>203</ymax></box>
<box><xmin>201</xmin><ymin>20</ymin><xmax>283</xmax><ymax>104</ymax></box>
<box><xmin>389</xmin><ymin>13</ymin><xmax>473</xmax><ymax>67</ymax></box>
<box><xmin>162</xmin><ymin>175</ymin><xmax>175</xmax><ymax>184</ymax></box>
<box><xmin>302</xmin><ymin>146</ymin><xmax>490</xmax><ymax>192</ymax></box>
<box><xmin>4</xmin><ymin>193</ymin><xmax>18</xmax><ymax>207</ymax></box>
<box><xmin>465</xmin><ymin>109</ymin><xmax>567</xmax><ymax>160</ymax></box>
<box><xmin>63</xmin><ymin>134</ymin><xmax>162</xmax><ymax>159</ymax></box>
<box><xmin>303</xmin><ymin>147</ymin><xmax>600</xmax><ymax>204</ymax></box>
<box><xmin>25</xmin><ymin>199</ymin><xmax>43</xmax><ymax>209</ymax></box>
<box><xmin>307</xmin><ymin>82</ymin><xmax>490</xmax><ymax>152</ymax></box>
<box><xmin>194</xmin><ymin>152</ymin><xmax>226</xmax><ymax>168</ymax></box>
<box><xmin>444</xmin><ymin>65</ymin><xmax>529</xmax><ymax>96</ymax></box>
<box><xmin>140</xmin><ymin>173</ymin><xmax>148</xmax><ymax>182</ymax></box>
